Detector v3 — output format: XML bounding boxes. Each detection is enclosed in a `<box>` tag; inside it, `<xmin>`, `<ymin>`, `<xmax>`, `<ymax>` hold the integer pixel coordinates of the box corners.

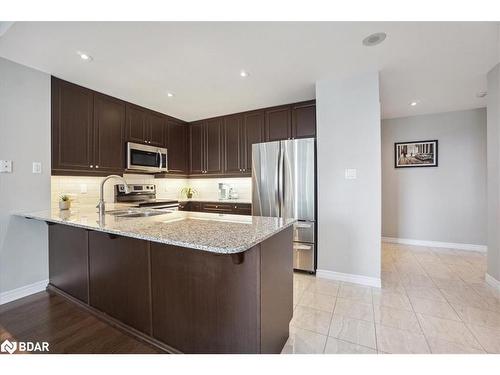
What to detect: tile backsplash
<box><xmin>51</xmin><ymin>175</ymin><xmax>252</xmax><ymax>207</ymax></box>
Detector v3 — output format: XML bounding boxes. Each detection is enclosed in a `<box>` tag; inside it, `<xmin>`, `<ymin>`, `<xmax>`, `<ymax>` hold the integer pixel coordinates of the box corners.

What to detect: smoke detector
<box><xmin>362</xmin><ymin>32</ymin><xmax>387</xmax><ymax>47</ymax></box>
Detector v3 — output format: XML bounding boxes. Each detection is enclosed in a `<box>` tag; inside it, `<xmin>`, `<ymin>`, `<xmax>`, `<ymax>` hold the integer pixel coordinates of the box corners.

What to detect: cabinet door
<box><xmin>51</xmin><ymin>77</ymin><xmax>94</xmax><ymax>171</ymax></box>
<box><xmin>49</xmin><ymin>224</ymin><xmax>89</xmax><ymax>303</ymax></box>
<box><xmin>224</xmin><ymin>114</ymin><xmax>243</xmax><ymax>174</ymax></box>
<box><xmin>265</xmin><ymin>106</ymin><xmax>292</xmax><ymax>142</ymax></box>
<box><xmin>147</xmin><ymin>111</ymin><xmax>166</xmax><ymax>147</ymax></box>
<box><xmin>243</xmin><ymin>111</ymin><xmax>265</xmax><ymax>173</ymax></box>
<box><xmin>167</xmin><ymin>120</ymin><xmax>188</xmax><ymax>174</ymax></box>
<box><xmin>89</xmin><ymin>232</ymin><xmax>152</xmax><ymax>335</ymax></box>
<box><xmin>190</xmin><ymin>122</ymin><xmax>204</xmax><ymax>174</ymax></box>
<box><xmin>125</xmin><ymin>104</ymin><xmax>147</xmax><ymax>143</ymax></box>
<box><xmin>292</xmin><ymin>101</ymin><xmax>316</xmax><ymax>139</ymax></box>
<box><xmin>205</xmin><ymin>118</ymin><xmax>223</xmax><ymax>174</ymax></box>
<box><xmin>93</xmin><ymin>93</ymin><xmax>126</xmax><ymax>173</ymax></box>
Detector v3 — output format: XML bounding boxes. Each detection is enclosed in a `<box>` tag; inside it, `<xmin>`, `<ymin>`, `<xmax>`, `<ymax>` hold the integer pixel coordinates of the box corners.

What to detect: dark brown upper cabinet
<box><xmin>292</xmin><ymin>100</ymin><xmax>316</xmax><ymax>139</ymax></box>
<box><xmin>242</xmin><ymin>111</ymin><xmax>265</xmax><ymax>174</ymax></box>
<box><xmin>166</xmin><ymin>120</ymin><xmax>189</xmax><ymax>175</ymax></box>
<box><xmin>147</xmin><ymin>110</ymin><xmax>166</xmax><ymax>147</ymax></box>
<box><xmin>265</xmin><ymin>105</ymin><xmax>292</xmax><ymax>142</ymax></box>
<box><xmin>189</xmin><ymin>121</ymin><xmax>204</xmax><ymax>174</ymax></box>
<box><xmin>223</xmin><ymin>114</ymin><xmax>244</xmax><ymax>174</ymax></box>
<box><xmin>125</xmin><ymin>104</ymin><xmax>147</xmax><ymax>143</ymax></box>
<box><xmin>125</xmin><ymin>104</ymin><xmax>166</xmax><ymax>147</ymax></box>
<box><xmin>189</xmin><ymin>119</ymin><xmax>223</xmax><ymax>175</ymax></box>
<box><xmin>93</xmin><ymin>93</ymin><xmax>126</xmax><ymax>173</ymax></box>
<box><xmin>205</xmin><ymin>118</ymin><xmax>223</xmax><ymax>174</ymax></box>
<box><xmin>52</xmin><ymin>78</ymin><xmax>94</xmax><ymax>173</ymax></box>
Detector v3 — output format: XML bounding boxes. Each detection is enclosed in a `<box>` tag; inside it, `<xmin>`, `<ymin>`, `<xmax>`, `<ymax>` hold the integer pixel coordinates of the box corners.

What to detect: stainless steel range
<box><xmin>115</xmin><ymin>184</ymin><xmax>179</xmax><ymax>210</ymax></box>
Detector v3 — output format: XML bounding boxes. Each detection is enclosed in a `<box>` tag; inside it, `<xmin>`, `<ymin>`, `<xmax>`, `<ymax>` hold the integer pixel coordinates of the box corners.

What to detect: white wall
<box><xmin>487</xmin><ymin>63</ymin><xmax>500</xmax><ymax>283</ymax></box>
<box><xmin>382</xmin><ymin>109</ymin><xmax>487</xmax><ymax>247</ymax></box>
<box><xmin>0</xmin><ymin>58</ymin><xmax>51</xmax><ymax>301</ymax></box>
<box><xmin>316</xmin><ymin>72</ymin><xmax>381</xmax><ymax>286</ymax></box>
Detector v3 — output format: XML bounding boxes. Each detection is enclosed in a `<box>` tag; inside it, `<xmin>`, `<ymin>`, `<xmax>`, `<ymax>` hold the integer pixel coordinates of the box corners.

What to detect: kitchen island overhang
<box><xmin>20</xmin><ymin>208</ymin><xmax>295</xmax><ymax>354</ymax></box>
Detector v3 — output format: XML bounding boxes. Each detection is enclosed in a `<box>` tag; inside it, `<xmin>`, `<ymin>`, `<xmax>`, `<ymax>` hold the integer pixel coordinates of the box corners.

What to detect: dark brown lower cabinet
<box><xmin>48</xmin><ymin>224</ymin><xmax>89</xmax><ymax>303</ymax></box>
<box><xmin>88</xmin><ymin>231</ymin><xmax>152</xmax><ymax>335</ymax></box>
<box><xmin>151</xmin><ymin>226</ymin><xmax>292</xmax><ymax>354</ymax></box>
<box><xmin>178</xmin><ymin>201</ymin><xmax>251</xmax><ymax>215</ymax></box>
<box><xmin>47</xmin><ymin>224</ymin><xmax>292</xmax><ymax>353</ymax></box>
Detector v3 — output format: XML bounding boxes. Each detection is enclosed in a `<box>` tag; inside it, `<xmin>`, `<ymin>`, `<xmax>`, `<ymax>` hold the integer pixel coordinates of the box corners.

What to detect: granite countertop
<box><xmin>18</xmin><ymin>206</ymin><xmax>294</xmax><ymax>254</ymax></box>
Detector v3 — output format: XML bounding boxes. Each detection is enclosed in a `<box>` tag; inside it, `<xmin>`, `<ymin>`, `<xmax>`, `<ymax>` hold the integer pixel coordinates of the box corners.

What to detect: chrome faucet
<box><xmin>97</xmin><ymin>175</ymin><xmax>130</xmax><ymax>217</ymax></box>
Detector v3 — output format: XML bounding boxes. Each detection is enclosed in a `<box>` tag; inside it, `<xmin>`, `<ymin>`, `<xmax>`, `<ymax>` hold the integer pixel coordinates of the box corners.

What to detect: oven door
<box><xmin>127</xmin><ymin>142</ymin><xmax>168</xmax><ymax>173</ymax></box>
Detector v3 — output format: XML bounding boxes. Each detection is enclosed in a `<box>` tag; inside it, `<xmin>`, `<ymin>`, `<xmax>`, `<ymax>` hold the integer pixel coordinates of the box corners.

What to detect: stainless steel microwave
<box><xmin>127</xmin><ymin>142</ymin><xmax>168</xmax><ymax>173</ymax></box>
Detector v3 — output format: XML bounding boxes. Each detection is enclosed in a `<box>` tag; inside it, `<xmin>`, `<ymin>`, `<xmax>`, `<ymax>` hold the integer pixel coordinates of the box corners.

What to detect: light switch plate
<box><xmin>32</xmin><ymin>162</ymin><xmax>42</xmax><ymax>174</ymax></box>
<box><xmin>80</xmin><ymin>184</ymin><xmax>87</xmax><ymax>194</ymax></box>
<box><xmin>0</xmin><ymin>160</ymin><xmax>12</xmax><ymax>173</ymax></box>
<box><xmin>345</xmin><ymin>168</ymin><xmax>357</xmax><ymax>179</ymax></box>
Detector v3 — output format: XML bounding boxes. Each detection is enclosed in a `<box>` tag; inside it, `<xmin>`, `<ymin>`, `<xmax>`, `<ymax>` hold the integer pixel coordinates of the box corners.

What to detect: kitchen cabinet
<box><xmin>223</xmin><ymin>114</ymin><xmax>244</xmax><ymax>174</ymax></box>
<box><xmin>88</xmin><ymin>231</ymin><xmax>152</xmax><ymax>335</ymax></box>
<box><xmin>48</xmin><ymin>224</ymin><xmax>89</xmax><ymax>303</ymax></box>
<box><xmin>51</xmin><ymin>78</ymin><xmax>94</xmax><ymax>173</ymax></box>
<box><xmin>52</xmin><ymin>77</ymin><xmax>125</xmax><ymax>176</ymax></box>
<box><xmin>125</xmin><ymin>104</ymin><xmax>147</xmax><ymax>144</ymax></box>
<box><xmin>179</xmin><ymin>201</ymin><xmax>251</xmax><ymax>216</ymax></box>
<box><xmin>292</xmin><ymin>100</ymin><xmax>316</xmax><ymax>139</ymax></box>
<box><xmin>222</xmin><ymin>111</ymin><xmax>263</xmax><ymax>176</ymax></box>
<box><xmin>147</xmin><ymin>110</ymin><xmax>166</xmax><ymax>147</ymax></box>
<box><xmin>205</xmin><ymin>118</ymin><xmax>223</xmax><ymax>174</ymax></box>
<box><xmin>189</xmin><ymin>119</ymin><xmax>223</xmax><ymax>175</ymax></box>
<box><xmin>265</xmin><ymin>105</ymin><xmax>292</xmax><ymax>141</ymax></box>
<box><xmin>242</xmin><ymin>111</ymin><xmax>265</xmax><ymax>174</ymax></box>
<box><xmin>166</xmin><ymin>120</ymin><xmax>189</xmax><ymax>174</ymax></box>
<box><xmin>93</xmin><ymin>93</ymin><xmax>126</xmax><ymax>173</ymax></box>
<box><xmin>126</xmin><ymin>104</ymin><xmax>165</xmax><ymax>146</ymax></box>
<box><xmin>189</xmin><ymin>121</ymin><xmax>204</xmax><ymax>174</ymax></box>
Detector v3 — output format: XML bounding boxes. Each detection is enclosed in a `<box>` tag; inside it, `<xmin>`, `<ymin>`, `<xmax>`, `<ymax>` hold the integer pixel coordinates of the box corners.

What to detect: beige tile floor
<box><xmin>282</xmin><ymin>242</ymin><xmax>500</xmax><ymax>354</ymax></box>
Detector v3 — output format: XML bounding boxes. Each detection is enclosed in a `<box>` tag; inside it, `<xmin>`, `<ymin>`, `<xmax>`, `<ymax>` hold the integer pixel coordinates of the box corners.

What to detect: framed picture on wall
<box><xmin>394</xmin><ymin>140</ymin><xmax>438</xmax><ymax>168</ymax></box>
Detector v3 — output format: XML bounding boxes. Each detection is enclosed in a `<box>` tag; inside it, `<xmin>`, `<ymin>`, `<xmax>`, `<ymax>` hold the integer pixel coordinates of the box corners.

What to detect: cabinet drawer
<box><xmin>202</xmin><ymin>202</ymin><xmax>233</xmax><ymax>213</ymax></box>
<box><xmin>293</xmin><ymin>221</ymin><xmax>315</xmax><ymax>243</ymax></box>
<box><xmin>293</xmin><ymin>243</ymin><xmax>315</xmax><ymax>272</ymax></box>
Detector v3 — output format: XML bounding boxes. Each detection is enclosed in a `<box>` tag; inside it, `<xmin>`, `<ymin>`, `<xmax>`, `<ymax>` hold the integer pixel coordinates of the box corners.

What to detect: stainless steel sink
<box><xmin>105</xmin><ymin>208</ymin><xmax>171</xmax><ymax>218</ymax></box>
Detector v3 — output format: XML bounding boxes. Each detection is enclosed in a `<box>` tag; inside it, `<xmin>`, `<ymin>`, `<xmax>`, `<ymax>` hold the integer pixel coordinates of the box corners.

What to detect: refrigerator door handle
<box><xmin>278</xmin><ymin>142</ymin><xmax>284</xmax><ymax>218</ymax></box>
<box><xmin>275</xmin><ymin>145</ymin><xmax>281</xmax><ymax>217</ymax></box>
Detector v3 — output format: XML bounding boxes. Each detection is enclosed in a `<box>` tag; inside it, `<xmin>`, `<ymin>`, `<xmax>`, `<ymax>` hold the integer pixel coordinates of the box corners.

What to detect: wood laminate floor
<box><xmin>0</xmin><ymin>291</ymin><xmax>160</xmax><ymax>354</ymax></box>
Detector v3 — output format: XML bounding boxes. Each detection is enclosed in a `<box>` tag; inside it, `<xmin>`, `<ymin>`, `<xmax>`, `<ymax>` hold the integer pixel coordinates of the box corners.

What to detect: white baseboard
<box><xmin>316</xmin><ymin>269</ymin><xmax>381</xmax><ymax>288</ymax></box>
<box><xmin>382</xmin><ymin>237</ymin><xmax>487</xmax><ymax>253</ymax></box>
<box><xmin>0</xmin><ymin>279</ymin><xmax>48</xmax><ymax>305</ymax></box>
<box><xmin>486</xmin><ymin>274</ymin><xmax>500</xmax><ymax>292</ymax></box>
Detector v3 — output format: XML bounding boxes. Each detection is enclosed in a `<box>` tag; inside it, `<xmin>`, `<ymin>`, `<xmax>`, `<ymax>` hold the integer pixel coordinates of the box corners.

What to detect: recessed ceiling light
<box><xmin>362</xmin><ymin>32</ymin><xmax>387</xmax><ymax>47</ymax></box>
<box><xmin>167</xmin><ymin>92</ymin><xmax>174</xmax><ymax>98</ymax></box>
<box><xmin>409</xmin><ymin>101</ymin><xmax>419</xmax><ymax>107</ymax></box>
<box><xmin>240</xmin><ymin>70</ymin><xmax>249</xmax><ymax>78</ymax></box>
<box><xmin>476</xmin><ymin>91</ymin><xmax>487</xmax><ymax>98</ymax></box>
<box><xmin>77</xmin><ymin>51</ymin><xmax>93</xmax><ymax>62</ymax></box>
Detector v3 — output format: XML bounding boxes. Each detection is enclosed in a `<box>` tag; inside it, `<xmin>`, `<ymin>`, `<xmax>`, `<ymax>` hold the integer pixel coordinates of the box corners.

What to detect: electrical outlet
<box><xmin>80</xmin><ymin>184</ymin><xmax>88</xmax><ymax>194</ymax></box>
<box><xmin>32</xmin><ymin>162</ymin><xmax>42</xmax><ymax>174</ymax></box>
<box><xmin>345</xmin><ymin>168</ymin><xmax>357</xmax><ymax>180</ymax></box>
<box><xmin>0</xmin><ymin>160</ymin><xmax>12</xmax><ymax>173</ymax></box>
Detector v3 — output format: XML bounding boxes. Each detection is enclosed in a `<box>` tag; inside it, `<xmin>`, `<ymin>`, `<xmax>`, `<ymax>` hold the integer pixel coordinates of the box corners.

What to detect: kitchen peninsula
<box><xmin>20</xmin><ymin>208</ymin><xmax>294</xmax><ymax>354</ymax></box>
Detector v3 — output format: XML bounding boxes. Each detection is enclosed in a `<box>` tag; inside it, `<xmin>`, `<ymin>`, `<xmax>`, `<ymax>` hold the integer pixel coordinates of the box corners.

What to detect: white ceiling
<box><xmin>0</xmin><ymin>22</ymin><xmax>498</xmax><ymax>121</ymax></box>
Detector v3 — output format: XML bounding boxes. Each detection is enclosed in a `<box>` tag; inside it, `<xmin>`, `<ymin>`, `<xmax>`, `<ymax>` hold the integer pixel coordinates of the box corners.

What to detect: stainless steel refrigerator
<box><xmin>252</xmin><ymin>138</ymin><xmax>316</xmax><ymax>272</ymax></box>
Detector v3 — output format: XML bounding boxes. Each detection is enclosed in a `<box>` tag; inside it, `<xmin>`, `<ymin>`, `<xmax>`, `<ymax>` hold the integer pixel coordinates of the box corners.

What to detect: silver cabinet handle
<box><xmin>296</xmin><ymin>223</ymin><xmax>312</xmax><ymax>229</ymax></box>
<box><xmin>95</xmin><ymin>165</ymin><xmax>99</xmax><ymax>169</ymax></box>
<box><xmin>295</xmin><ymin>244</ymin><xmax>313</xmax><ymax>251</ymax></box>
<box><xmin>90</xmin><ymin>165</ymin><xmax>93</xmax><ymax>168</ymax></box>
